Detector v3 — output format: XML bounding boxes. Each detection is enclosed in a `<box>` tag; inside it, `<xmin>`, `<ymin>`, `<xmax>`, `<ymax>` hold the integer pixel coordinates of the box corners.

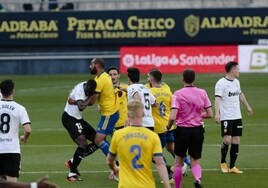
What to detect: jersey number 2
<box><xmin>130</xmin><ymin>145</ymin><xmax>144</xmax><ymax>169</ymax></box>
<box><xmin>0</xmin><ymin>113</ymin><xmax>11</xmax><ymax>134</ymax></box>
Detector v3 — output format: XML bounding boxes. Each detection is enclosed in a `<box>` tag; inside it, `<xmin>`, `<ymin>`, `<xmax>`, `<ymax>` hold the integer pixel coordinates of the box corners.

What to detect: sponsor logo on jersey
<box><xmin>228</xmin><ymin>91</ymin><xmax>240</xmax><ymax>97</ymax></box>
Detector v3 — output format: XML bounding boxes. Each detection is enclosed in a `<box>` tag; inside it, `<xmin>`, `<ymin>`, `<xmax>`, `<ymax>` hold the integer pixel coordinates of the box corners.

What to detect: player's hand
<box><xmin>247</xmin><ymin>106</ymin><xmax>253</xmax><ymax>116</ymax></box>
<box><xmin>113</xmin><ymin>166</ymin><xmax>119</xmax><ymax>180</ymax></box>
<box><xmin>215</xmin><ymin>114</ymin><xmax>220</xmax><ymax>124</ymax></box>
<box><xmin>20</xmin><ymin>135</ymin><xmax>27</xmax><ymax>143</ymax></box>
<box><xmin>37</xmin><ymin>176</ymin><xmax>59</xmax><ymax>188</ymax></box>
<box><xmin>68</xmin><ymin>97</ymin><xmax>76</xmax><ymax>105</ymax></box>
<box><xmin>164</xmin><ymin>127</ymin><xmax>168</xmax><ymax>133</ymax></box>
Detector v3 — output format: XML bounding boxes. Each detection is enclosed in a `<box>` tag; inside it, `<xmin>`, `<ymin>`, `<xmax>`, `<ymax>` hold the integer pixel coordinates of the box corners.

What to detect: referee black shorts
<box><xmin>174</xmin><ymin>126</ymin><xmax>204</xmax><ymax>160</ymax></box>
<box><xmin>62</xmin><ymin>112</ymin><xmax>96</xmax><ymax>142</ymax></box>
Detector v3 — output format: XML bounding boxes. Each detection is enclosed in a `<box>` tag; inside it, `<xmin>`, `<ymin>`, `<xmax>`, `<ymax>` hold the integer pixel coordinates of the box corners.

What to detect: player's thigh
<box><xmin>1</xmin><ymin>153</ymin><xmax>20</xmax><ymax>178</ymax></box>
<box><xmin>62</xmin><ymin>114</ymin><xmax>84</xmax><ymax>141</ymax></box>
<box><xmin>97</xmin><ymin>111</ymin><xmax>119</xmax><ymax>135</ymax></box>
<box><xmin>232</xmin><ymin>119</ymin><xmax>243</xmax><ymax>137</ymax></box>
<box><xmin>174</xmin><ymin>127</ymin><xmax>189</xmax><ymax>158</ymax></box>
<box><xmin>188</xmin><ymin>126</ymin><xmax>204</xmax><ymax>159</ymax></box>
<box><xmin>80</xmin><ymin>119</ymin><xmax>96</xmax><ymax>142</ymax></box>
<box><xmin>221</xmin><ymin>120</ymin><xmax>234</xmax><ymax>137</ymax></box>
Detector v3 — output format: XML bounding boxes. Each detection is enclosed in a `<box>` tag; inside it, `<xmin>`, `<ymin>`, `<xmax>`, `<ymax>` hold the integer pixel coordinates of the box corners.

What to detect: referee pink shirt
<box><xmin>171</xmin><ymin>86</ymin><xmax>211</xmax><ymax>127</ymax></box>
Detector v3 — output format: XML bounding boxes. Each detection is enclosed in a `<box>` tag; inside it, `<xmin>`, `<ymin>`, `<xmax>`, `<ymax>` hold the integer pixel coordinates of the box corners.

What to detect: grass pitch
<box><xmin>1</xmin><ymin>73</ymin><xmax>268</xmax><ymax>188</ymax></box>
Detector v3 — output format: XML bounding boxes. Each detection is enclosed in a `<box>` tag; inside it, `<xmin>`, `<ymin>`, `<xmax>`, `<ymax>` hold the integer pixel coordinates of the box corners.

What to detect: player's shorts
<box><xmin>158</xmin><ymin>133</ymin><xmax>167</xmax><ymax>148</ymax></box>
<box><xmin>62</xmin><ymin>112</ymin><xmax>96</xmax><ymax>142</ymax></box>
<box><xmin>97</xmin><ymin>111</ymin><xmax>119</xmax><ymax>135</ymax></box>
<box><xmin>166</xmin><ymin>130</ymin><xmax>175</xmax><ymax>143</ymax></box>
<box><xmin>0</xmin><ymin>153</ymin><xmax>21</xmax><ymax>178</ymax></box>
<box><xmin>221</xmin><ymin>119</ymin><xmax>243</xmax><ymax>137</ymax></box>
<box><xmin>174</xmin><ymin>126</ymin><xmax>204</xmax><ymax>159</ymax></box>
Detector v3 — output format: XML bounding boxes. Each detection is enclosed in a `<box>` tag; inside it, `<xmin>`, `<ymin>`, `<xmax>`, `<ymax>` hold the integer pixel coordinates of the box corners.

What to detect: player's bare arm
<box><xmin>239</xmin><ymin>93</ymin><xmax>253</xmax><ymax>116</ymax></box>
<box><xmin>76</xmin><ymin>95</ymin><xmax>97</xmax><ymax>111</ymax></box>
<box><xmin>154</xmin><ymin>155</ymin><xmax>171</xmax><ymax>188</ymax></box>
<box><xmin>20</xmin><ymin>123</ymin><xmax>31</xmax><ymax>143</ymax></box>
<box><xmin>107</xmin><ymin>153</ymin><xmax>119</xmax><ymax>178</ymax></box>
<box><xmin>202</xmin><ymin>107</ymin><xmax>213</xmax><ymax>119</ymax></box>
<box><xmin>166</xmin><ymin>108</ymin><xmax>178</xmax><ymax>130</ymax></box>
<box><xmin>214</xmin><ymin>96</ymin><xmax>222</xmax><ymax>123</ymax></box>
<box><xmin>0</xmin><ymin>176</ymin><xmax>58</xmax><ymax>188</ymax></box>
<box><xmin>132</xmin><ymin>92</ymin><xmax>141</xmax><ymax>101</ymax></box>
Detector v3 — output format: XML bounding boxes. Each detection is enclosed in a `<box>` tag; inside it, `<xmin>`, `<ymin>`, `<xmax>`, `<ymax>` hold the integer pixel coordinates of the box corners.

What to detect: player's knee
<box><xmin>223</xmin><ymin>136</ymin><xmax>232</xmax><ymax>145</ymax></box>
<box><xmin>75</xmin><ymin>137</ymin><xmax>87</xmax><ymax>149</ymax></box>
<box><xmin>231</xmin><ymin>136</ymin><xmax>240</xmax><ymax>144</ymax></box>
<box><xmin>94</xmin><ymin>133</ymin><xmax>106</xmax><ymax>145</ymax></box>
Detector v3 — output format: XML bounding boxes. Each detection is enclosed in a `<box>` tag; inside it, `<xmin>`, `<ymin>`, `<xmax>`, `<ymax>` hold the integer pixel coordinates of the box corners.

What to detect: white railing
<box><xmin>0</xmin><ymin>51</ymin><xmax>119</xmax><ymax>60</ymax></box>
<box><xmin>0</xmin><ymin>0</ymin><xmax>267</xmax><ymax>12</ymax></box>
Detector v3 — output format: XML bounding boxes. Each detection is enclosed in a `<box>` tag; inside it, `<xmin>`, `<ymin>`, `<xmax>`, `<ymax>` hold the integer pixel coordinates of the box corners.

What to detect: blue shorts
<box><xmin>158</xmin><ymin>133</ymin><xmax>167</xmax><ymax>148</ymax></box>
<box><xmin>97</xmin><ymin>111</ymin><xmax>119</xmax><ymax>135</ymax></box>
<box><xmin>166</xmin><ymin>130</ymin><xmax>175</xmax><ymax>143</ymax></box>
<box><xmin>158</xmin><ymin>130</ymin><xmax>175</xmax><ymax>148</ymax></box>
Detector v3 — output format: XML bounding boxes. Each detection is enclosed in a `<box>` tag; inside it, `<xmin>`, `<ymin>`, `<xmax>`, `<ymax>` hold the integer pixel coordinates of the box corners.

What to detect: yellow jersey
<box><xmin>150</xmin><ymin>87</ymin><xmax>173</xmax><ymax>134</ymax></box>
<box><xmin>109</xmin><ymin>126</ymin><xmax>163</xmax><ymax>188</ymax></box>
<box><xmin>145</xmin><ymin>82</ymin><xmax>171</xmax><ymax>91</ymax></box>
<box><xmin>94</xmin><ymin>72</ymin><xmax>118</xmax><ymax>115</ymax></box>
<box><xmin>114</xmin><ymin>83</ymin><xmax>128</xmax><ymax>128</ymax></box>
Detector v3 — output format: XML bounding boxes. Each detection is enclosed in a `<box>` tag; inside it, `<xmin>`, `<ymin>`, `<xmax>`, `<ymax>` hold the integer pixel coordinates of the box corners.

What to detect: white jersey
<box><xmin>64</xmin><ymin>81</ymin><xmax>87</xmax><ymax>120</ymax></box>
<box><xmin>127</xmin><ymin>83</ymin><xmax>155</xmax><ymax>127</ymax></box>
<box><xmin>0</xmin><ymin>92</ymin><xmax>2</xmax><ymax>100</ymax></box>
<box><xmin>215</xmin><ymin>77</ymin><xmax>242</xmax><ymax>120</ymax></box>
<box><xmin>0</xmin><ymin>100</ymin><xmax>30</xmax><ymax>154</ymax></box>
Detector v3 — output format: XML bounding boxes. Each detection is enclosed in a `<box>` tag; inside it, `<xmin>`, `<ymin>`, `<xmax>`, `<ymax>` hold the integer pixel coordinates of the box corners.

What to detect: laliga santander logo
<box><xmin>122</xmin><ymin>53</ymin><xmax>236</xmax><ymax>67</ymax></box>
<box><xmin>122</xmin><ymin>54</ymin><xmax>179</xmax><ymax>67</ymax></box>
<box><xmin>122</xmin><ymin>54</ymin><xmax>135</xmax><ymax>67</ymax></box>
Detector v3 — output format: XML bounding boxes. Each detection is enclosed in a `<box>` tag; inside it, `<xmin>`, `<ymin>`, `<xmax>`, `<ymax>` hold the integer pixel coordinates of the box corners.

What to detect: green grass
<box><xmin>1</xmin><ymin>73</ymin><xmax>268</xmax><ymax>188</ymax></box>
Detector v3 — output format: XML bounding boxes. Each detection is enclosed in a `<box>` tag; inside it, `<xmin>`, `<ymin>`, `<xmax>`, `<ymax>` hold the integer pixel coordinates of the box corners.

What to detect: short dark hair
<box><xmin>149</xmin><ymin>69</ymin><xmax>162</xmax><ymax>83</ymax></box>
<box><xmin>183</xmin><ymin>69</ymin><xmax>195</xmax><ymax>84</ymax></box>
<box><xmin>127</xmin><ymin>67</ymin><xmax>140</xmax><ymax>83</ymax></box>
<box><xmin>225</xmin><ymin>61</ymin><xmax>238</xmax><ymax>73</ymax></box>
<box><xmin>0</xmin><ymin>79</ymin><xmax>14</xmax><ymax>97</ymax></box>
<box><xmin>92</xmin><ymin>58</ymin><xmax>105</xmax><ymax>69</ymax></box>
<box><xmin>85</xmin><ymin>79</ymin><xmax>97</xmax><ymax>97</ymax></box>
<box><xmin>107</xmin><ymin>66</ymin><xmax>120</xmax><ymax>74</ymax></box>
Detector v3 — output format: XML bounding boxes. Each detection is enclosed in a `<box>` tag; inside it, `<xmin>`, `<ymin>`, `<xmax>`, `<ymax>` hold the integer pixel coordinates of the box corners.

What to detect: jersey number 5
<box><xmin>130</xmin><ymin>145</ymin><xmax>144</xmax><ymax>169</ymax></box>
<box><xmin>144</xmin><ymin>93</ymin><xmax>150</xmax><ymax>110</ymax></box>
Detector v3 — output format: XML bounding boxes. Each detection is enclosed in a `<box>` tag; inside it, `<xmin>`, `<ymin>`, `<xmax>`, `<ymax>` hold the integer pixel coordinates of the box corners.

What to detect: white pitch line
<box><xmin>32</xmin><ymin>123</ymin><xmax>268</xmax><ymax>132</ymax></box>
<box><xmin>21</xmin><ymin>144</ymin><xmax>268</xmax><ymax>148</ymax></box>
<box><xmin>20</xmin><ymin>167</ymin><xmax>268</xmax><ymax>174</ymax></box>
<box><xmin>203</xmin><ymin>144</ymin><xmax>268</xmax><ymax>147</ymax></box>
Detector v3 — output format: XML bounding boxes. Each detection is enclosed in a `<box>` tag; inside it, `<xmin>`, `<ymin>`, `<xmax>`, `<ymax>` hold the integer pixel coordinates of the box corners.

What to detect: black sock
<box><xmin>230</xmin><ymin>144</ymin><xmax>239</xmax><ymax>168</ymax></box>
<box><xmin>221</xmin><ymin>142</ymin><xmax>229</xmax><ymax>163</ymax></box>
<box><xmin>166</xmin><ymin>164</ymin><xmax>172</xmax><ymax>174</ymax></box>
<box><xmin>84</xmin><ymin>143</ymin><xmax>98</xmax><ymax>158</ymax></box>
<box><xmin>71</xmin><ymin>147</ymin><xmax>85</xmax><ymax>173</ymax></box>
